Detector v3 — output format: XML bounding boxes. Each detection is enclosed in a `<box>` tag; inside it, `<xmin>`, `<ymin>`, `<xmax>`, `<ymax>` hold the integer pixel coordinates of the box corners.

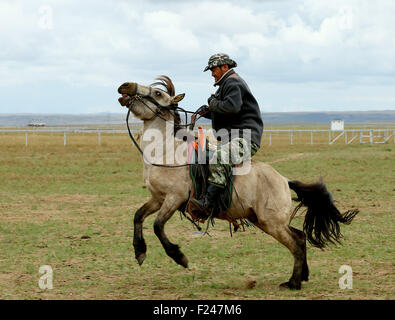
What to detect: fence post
<box><xmin>290</xmin><ymin>130</ymin><xmax>293</xmax><ymax>145</ymax></box>
<box><xmin>64</xmin><ymin>132</ymin><xmax>67</xmax><ymax>146</ymax></box>
<box><xmin>269</xmin><ymin>132</ymin><xmax>272</xmax><ymax>146</ymax></box>
<box><xmin>310</xmin><ymin>130</ymin><xmax>313</xmax><ymax>145</ymax></box>
<box><xmin>370</xmin><ymin>130</ymin><xmax>373</xmax><ymax>144</ymax></box>
<box><xmin>98</xmin><ymin>131</ymin><xmax>101</xmax><ymax>145</ymax></box>
<box><xmin>25</xmin><ymin>132</ymin><xmax>28</xmax><ymax>147</ymax></box>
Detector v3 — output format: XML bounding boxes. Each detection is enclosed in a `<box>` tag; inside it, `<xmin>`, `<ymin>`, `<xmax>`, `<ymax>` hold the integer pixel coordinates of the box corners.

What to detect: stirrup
<box><xmin>189</xmin><ymin>198</ymin><xmax>211</xmax><ymax>219</ymax></box>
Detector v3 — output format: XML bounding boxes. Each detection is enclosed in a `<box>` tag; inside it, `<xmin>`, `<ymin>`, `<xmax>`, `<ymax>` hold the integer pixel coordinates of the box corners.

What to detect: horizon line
<box><xmin>1</xmin><ymin>109</ymin><xmax>394</xmax><ymax>116</ymax></box>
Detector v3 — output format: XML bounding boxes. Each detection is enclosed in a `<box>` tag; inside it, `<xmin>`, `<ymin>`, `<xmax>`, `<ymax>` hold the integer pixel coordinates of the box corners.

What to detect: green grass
<box><xmin>0</xmin><ymin>131</ymin><xmax>394</xmax><ymax>299</ymax></box>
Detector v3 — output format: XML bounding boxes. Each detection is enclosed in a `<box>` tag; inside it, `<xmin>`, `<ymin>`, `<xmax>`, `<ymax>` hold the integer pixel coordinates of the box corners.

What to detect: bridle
<box><xmin>125</xmin><ymin>93</ymin><xmax>207</xmax><ymax>168</ymax></box>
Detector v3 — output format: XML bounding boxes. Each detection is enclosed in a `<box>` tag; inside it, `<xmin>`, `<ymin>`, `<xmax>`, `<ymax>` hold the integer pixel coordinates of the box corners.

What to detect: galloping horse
<box><xmin>117</xmin><ymin>76</ymin><xmax>358</xmax><ymax>290</ymax></box>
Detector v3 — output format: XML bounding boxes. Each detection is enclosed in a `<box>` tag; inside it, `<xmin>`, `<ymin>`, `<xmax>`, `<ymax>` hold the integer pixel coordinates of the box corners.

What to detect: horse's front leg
<box><xmin>133</xmin><ymin>198</ymin><xmax>161</xmax><ymax>266</ymax></box>
<box><xmin>153</xmin><ymin>197</ymin><xmax>188</xmax><ymax>268</ymax></box>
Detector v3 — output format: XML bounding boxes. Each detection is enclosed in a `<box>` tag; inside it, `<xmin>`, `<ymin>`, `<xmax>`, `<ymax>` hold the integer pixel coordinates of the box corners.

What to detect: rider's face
<box><xmin>210</xmin><ymin>65</ymin><xmax>229</xmax><ymax>82</ymax></box>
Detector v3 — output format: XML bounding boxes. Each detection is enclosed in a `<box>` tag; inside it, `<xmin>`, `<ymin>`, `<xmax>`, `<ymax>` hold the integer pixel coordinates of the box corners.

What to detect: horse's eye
<box><xmin>155</xmin><ymin>91</ymin><xmax>162</xmax><ymax>97</ymax></box>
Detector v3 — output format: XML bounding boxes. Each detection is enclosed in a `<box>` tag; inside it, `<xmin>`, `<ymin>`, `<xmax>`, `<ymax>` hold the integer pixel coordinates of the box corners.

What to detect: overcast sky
<box><xmin>1</xmin><ymin>0</ymin><xmax>394</xmax><ymax>114</ymax></box>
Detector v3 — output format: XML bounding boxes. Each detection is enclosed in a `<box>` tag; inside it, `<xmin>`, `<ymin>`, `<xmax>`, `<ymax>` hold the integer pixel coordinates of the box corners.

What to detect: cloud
<box><xmin>0</xmin><ymin>0</ymin><xmax>394</xmax><ymax>113</ymax></box>
<box><xmin>143</xmin><ymin>10</ymin><xmax>200</xmax><ymax>53</ymax></box>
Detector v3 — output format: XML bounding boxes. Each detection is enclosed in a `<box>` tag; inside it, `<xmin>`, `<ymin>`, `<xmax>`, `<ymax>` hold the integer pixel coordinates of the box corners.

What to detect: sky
<box><xmin>1</xmin><ymin>0</ymin><xmax>394</xmax><ymax>114</ymax></box>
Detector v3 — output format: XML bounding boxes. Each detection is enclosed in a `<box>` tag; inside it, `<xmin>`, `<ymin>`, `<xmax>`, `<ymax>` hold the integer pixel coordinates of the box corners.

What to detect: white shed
<box><xmin>331</xmin><ymin>120</ymin><xmax>344</xmax><ymax>131</ymax></box>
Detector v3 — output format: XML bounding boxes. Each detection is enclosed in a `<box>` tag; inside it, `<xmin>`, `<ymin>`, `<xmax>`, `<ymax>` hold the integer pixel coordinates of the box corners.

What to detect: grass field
<box><xmin>0</xmin><ymin>128</ymin><xmax>394</xmax><ymax>300</ymax></box>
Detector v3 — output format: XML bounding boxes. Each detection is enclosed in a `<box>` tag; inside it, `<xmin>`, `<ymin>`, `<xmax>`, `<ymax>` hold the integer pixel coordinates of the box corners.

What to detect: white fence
<box><xmin>0</xmin><ymin>128</ymin><xmax>126</xmax><ymax>147</ymax></box>
<box><xmin>263</xmin><ymin>129</ymin><xmax>395</xmax><ymax>145</ymax></box>
<box><xmin>0</xmin><ymin>128</ymin><xmax>394</xmax><ymax>147</ymax></box>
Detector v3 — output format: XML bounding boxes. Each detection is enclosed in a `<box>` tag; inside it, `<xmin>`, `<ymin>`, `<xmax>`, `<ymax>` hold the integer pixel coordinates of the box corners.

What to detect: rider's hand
<box><xmin>191</xmin><ymin>105</ymin><xmax>208</xmax><ymax>125</ymax></box>
<box><xmin>207</xmin><ymin>94</ymin><xmax>215</xmax><ymax>105</ymax></box>
<box><xmin>198</xmin><ymin>105</ymin><xmax>209</xmax><ymax>114</ymax></box>
<box><xmin>190</xmin><ymin>105</ymin><xmax>209</xmax><ymax>130</ymax></box>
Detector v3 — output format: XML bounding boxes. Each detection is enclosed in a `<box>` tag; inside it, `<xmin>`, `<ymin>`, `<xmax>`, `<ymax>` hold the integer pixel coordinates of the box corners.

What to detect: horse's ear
<box><xmin>171</xmin><ymin>93</ymin><xmax>185</xmax><ymax>104</ymax></box>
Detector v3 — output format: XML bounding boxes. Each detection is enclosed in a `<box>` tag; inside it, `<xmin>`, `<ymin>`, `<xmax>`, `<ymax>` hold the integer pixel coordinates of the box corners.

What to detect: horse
<box><xmin>117</xmin><ymin>76</ymin><xmax>358</xmax><ymax>290</ymax></box>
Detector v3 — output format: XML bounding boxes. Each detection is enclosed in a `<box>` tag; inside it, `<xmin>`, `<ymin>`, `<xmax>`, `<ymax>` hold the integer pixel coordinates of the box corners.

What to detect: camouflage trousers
<box><xmin>208</xmin><ymin>138</ymin><xmax>260</xmax><ymax>188</ymax></box>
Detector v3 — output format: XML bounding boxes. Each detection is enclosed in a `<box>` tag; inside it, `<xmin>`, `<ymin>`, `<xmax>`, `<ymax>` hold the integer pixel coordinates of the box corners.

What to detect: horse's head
<box><xmin>118</xmin><ymin>75</ymin><xmax>185</xmax><ymax>121</ymax></box>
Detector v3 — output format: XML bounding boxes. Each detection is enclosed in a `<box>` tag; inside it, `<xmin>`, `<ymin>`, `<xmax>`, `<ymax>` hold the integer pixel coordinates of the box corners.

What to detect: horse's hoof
<box><xmin>279</xmin><ymin>281</ymin><xmax>301</xmax><ymax>290</ymax></box>
<box><xmin>136</xmin><ymin>253</ymin><xmax>146</xmax><ymax>266</ymax></box>
<box><xmin>179</xmin><ymin>256</ymin><xmax>189</xmax><ymax>268</ymax></box>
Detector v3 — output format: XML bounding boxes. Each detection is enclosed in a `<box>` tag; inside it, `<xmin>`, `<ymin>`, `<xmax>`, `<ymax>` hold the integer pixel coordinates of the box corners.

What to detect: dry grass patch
<box><xmin>0</xmin><ymin>130</ymin><xmax>393</xmax><ymax>299</ymax></box>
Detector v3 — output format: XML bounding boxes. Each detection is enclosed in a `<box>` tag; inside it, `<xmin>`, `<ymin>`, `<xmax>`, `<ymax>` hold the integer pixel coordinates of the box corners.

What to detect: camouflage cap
<box><xmin>203</xmin><ymin>53</ymin><xmax>237</xmax><ymax>72</ymax></box>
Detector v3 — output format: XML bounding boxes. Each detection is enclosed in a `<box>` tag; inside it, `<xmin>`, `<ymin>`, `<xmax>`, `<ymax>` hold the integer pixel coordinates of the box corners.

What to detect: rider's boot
<box><xmin>190</xmin><ymin>184</ymin><xmax>223</xmax><ymax>215</ymax></box>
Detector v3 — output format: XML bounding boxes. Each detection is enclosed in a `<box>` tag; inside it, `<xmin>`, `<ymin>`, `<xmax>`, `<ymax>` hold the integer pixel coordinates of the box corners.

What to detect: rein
<box><xmin>133</xmin><ymin>95</ymin><xmax>203</xmax><ymax>129</ymax></box>
<box><xmin>125</xmin><ymin>95</ymin><xmax>206</xmax><ymax>168</ymax></box>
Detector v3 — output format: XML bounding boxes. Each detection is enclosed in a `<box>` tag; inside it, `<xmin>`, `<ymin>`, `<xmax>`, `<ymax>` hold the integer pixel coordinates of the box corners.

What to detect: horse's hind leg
<box><xmin>256</xmin><ymin>221</ymin><xmax>306</xmax><ymax>290</ymax></box>
<box><xmin>289</xmin><ymin>226</ymin><xmax>309</xmax><ymax>282</ymax></box>
<box><xmin>133</xmin><ymin>198</ymin><xmax>161</xmax><ymax>266</ymax></box>
<box><xmin>153</xmin><ymin>196</ymin><xmax>188</xmax><ymax>268</ymax></box>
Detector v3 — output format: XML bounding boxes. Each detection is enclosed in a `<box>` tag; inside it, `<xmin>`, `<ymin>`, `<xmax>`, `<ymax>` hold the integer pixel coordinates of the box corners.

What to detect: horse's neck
<box><xmin>141</xmin><ymin>117</ymin><xmax>187</xmax><ymax>166</ymax></box>
<box><xmin>141</xmin><ymin>117</ymin><xmax>175</xmax><ymax>149</ymax></box>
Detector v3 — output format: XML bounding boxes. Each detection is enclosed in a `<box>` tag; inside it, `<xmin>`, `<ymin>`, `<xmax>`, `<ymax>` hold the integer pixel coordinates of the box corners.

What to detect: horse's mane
<box><xmin>150</xmin><ymin>75</ymin><xmax>175</xmax><ymax>97</ymax></box>
<box><xmin>150</xmin><ymin>75</ymin><xmax>182</xmax><ymax>133</ymax></box>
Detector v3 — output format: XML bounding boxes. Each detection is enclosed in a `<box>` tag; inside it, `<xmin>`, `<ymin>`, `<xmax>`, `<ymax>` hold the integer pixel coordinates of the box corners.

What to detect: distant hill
<box><xmin>261</xmin><ymin>110</ymin><xmax>395</xmax><ymax>123</ymax></box>
<box><xmin>0</xmin><ymin>113</ymin><xmax>138</xmax><ymax>127</ymax></box>
<box><xmin>0</xmin><ymin>110</ymin><xmax>394</xmax><ymax>127</ymax></box>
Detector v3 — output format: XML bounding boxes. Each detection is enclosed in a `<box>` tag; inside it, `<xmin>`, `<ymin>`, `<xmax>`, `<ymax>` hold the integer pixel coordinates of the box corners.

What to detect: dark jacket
<box><xmin>202</xmin><ymin>69</ymin><xmax>264</xmax><ymax>147</ymax></box>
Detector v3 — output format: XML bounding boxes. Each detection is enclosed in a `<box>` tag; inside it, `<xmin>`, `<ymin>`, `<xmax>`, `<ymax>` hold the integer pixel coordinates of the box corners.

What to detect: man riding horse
<box><xmin>190</xmin><ymin>53</ymin><xmax>264</xmax><ymax>215</ymax></box>
<box><xmin>117</xmin><ymin>65</ymin><xmax>358</xmax><ymax>290</ymax></box>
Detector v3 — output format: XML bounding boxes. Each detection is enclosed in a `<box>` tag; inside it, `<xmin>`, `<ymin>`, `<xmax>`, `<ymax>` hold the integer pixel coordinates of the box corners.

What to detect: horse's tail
<box><xmin>288</xmin><ymin>180</ymin><xmax>359</xmax><ymax>249</ymax></box>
